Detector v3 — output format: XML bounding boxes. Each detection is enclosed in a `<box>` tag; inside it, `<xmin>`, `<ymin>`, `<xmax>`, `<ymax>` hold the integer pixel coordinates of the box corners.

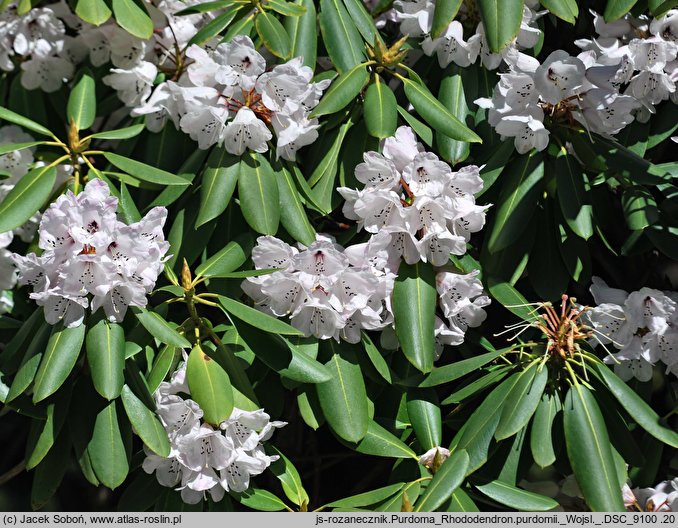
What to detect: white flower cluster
<box><xmin>393</xmin><ymin>0</ymin><xmax>544</xmax><ymax>69</ymax></box>
<box><xmin>576</xmin><ymin>9</ymin><xmax>678</xmax><ymax>121</ymax></box>
<box><xmin>585</xmin><ymin>277</ymin><xmax>678</xmax><ymax>381</ymax></box>
<box><xmin>125</xmin><ymin>35</ymin><xmax>329</xmax><ymax>159</ymax></box>
<box><xmin>624</xmin><ymin>478</ymin><xmax>678</xmax><ymax>512</ymax></box>
<box><xmin>338</xmin><ymin>126</ymin><xmax>489</xmax><ymax>266</ymax></box>
<box><xmin>143</xmin><ymin>359</ymin><xmax>285</xmax><ymax>504</ymax></box>
<box><xmin>11</xmin><ymin>179</ymin><xmax>169</xmax><ymax>327</ymax></box>
<box><xmin>242</xmin><ymin>234</ymin><xmax>396</xmax><ymax>342</ymax></box>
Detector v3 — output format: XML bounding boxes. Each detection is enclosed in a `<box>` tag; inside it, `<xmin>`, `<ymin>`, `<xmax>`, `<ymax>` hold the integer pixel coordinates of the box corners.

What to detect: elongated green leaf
<box><xmin>319</xmin><ymin>0</ymin><xmax>366</xmax><ymax>72</ymax></box>
<box><xmin>354</xmin><ymin>420</ymin><xmax>417</xmax><ymax>459</ymax></box>
<box><xmin>175</xmin><ymin>0</ymin><xmax>236</xmax><ymax>15</ymax></box>
<box><xmin>477</xmin><ymin>0</ymin><xmax>524</xmax><ymax>52</ymax></box>
<box><xmin>604</xmin><ymin>0</ymin><xmax>639</xmax><ymax>21</ymax></box>
<box><xmin>147</xmin><ymin>345</ymin><xmax>176</xmax><ymax>393</ymax></box>
<box><xmin>285</xmin><ymin>0</ymin><xmax>317</xmax><ymax>68</ymax></box>
<box><xmin>187</xmin><ymin>346</ymin><xmax>234</xmax><ymax>426</ymax></box>
<box><xmin>436</xmin><ymin>66</ymin><xmax>472</xmax><ymax>164</ymax></box>
<box><xmin>397</xmin><ymin>105</ymin><xmax>433</xmax><ymax>146</ymax></box>
<box><xmin>256</xmin><ymin>11</ymin><xmax>291</xmax><ymax>58</ymax></box>
<box><xmin>441</xmin><ymin>367</ymin><xmax>511</xmax><ymax>405</ymax></box>
<box><xmin>195</xmin><ymin>241</ymin><xmax>247</xmax><ymax>278</ymax></box>
<box><xmin>593</xmin><ymin>362</ymin><xmax>678</xmax><ymax>448</ymax></box>
<box><xmin>86</xmin><ymin>319</ymin><xmax>125</xmax><ymax>400</ymax></box>
<box><xmin>25</xmin><ymin>388</ymin><xmax>71</xmax><ymax>469</ymax></box>
<box><xmin>530</xmin><ymin>392</ymin><xmax>561</xmax><ymax>468</ymax></box>
<box><xmin>316</xmin><ymin>343</ymin><xmax>369</xmax><ymax>442</ymax></box>
<box><xmin>564</xmin><ymin>384</ymin><xmax>625</xmax><ymax>512</ymax></box>
<box><xmin>112</xmin><ymin>0</ymin><xmax>153</xmax><ymax>39</ymax></box>
<box><xmin>133</xmin><ymin>307</ymin><xmax>191</xmax><ymax>348</ymax></box>
<box><xmin>403</xmin><ymin>77</ymin><xmax>481</xmax><ymax>143</ymax></box>
<box><xmin>495</xmin><ymin>362</ymin><xmax>546</xmax><ymax>440</ymax></box>
<box><xmin>0</xmin><ymin>141</ymin><xmax>44</xmax><ymax>156</ymax></box>
<box><xmin>267</xmin><ymin>0</ymin><xmax>306</xmax><ymax>15</ymax></box>
<box><xmin>487</xmin><ymin>279</ymin><xmax>539</xmax><ymax>322</ymax></box>
<box><xmin>364</xmin><ymin>76</ymin><xmax>397</xmax><ymax>139</ymax></box>
<box><xmin>487</xmin><ymin>151</ymin><xmax>544</xmax><ymax>253</ymax></box>
<box><xmin>88</xmin><ymin>400</ymin><xmax>129</xmax><ymax>490</ymax></box>
<box><xmin>393</xmin><ymin>262</ymin><xmax>436</xmax><ymax>374</ymax></box>
<box><xmin>414</xmin><ymin>450</ymin><xmax>470</xmax><ymax>512</ymax></box>
<box><xmin>0</xmin><ymin>165</ymin><xmax>56</xmax><ymax>233</ymax></box>
<box><xmin>407</xmin><ymin>388</ymin><xmax>442</xmax><ymax>451</ymax></box>
<box><xmin>31</xmin><ymin>433</ymin><xmax>70</xmax><ymax>510</ymax></box>
<box><xmin>473</xmin><ymin>479</ymin><xmax>559</xmax><ymax>511</ymax></box>
<box><xmin>197</xmin><ymin>149</ymin><xmax>239</xmax><ymax>227</ymax></box>
<box><xmin>361</xmin><ymin>332</ymin><xmax>391</xmax><ymax>384</ymax></box>
<box><xmin>311</xmin><ymin>63</ymin><xmax>368</xmax><ymax>117</ymax></box>
<box><xmin>556</xmin><ymin>152</ymin><xmax>593</xmax><ymax>239</ymax></box>
<box><xmin>539</xmin><ymin>0</ymin><xmax>578</xmax><ymax>23</ymax></box>
<box><xmin>68</xmin><ymin>70</ymin><xmax>96</xmax><ymax>130</ymax></box>
<box><xmin>86</xmin><ymin>124</ymin><xmax>145</xmax><ymax>140</ymax></box>
<box><xmin>277</xmin><ymin>162</ymin><xmax>316</xmax><ymax>245</ymax></box>
<box><xmin>341</xmin><ymin>0</ymin><xmax>381</xmax><ymax>44</ymax></box>
<box><xmin>0</xmin><ymin>106</ymin><xmax>53</xmax><ymax>136</ymax></box>
<box><xmin>104</xmin><ymin>153</ymin><xmax>190</xmax><ymax>186</ymax></box>
<box><xmin>188</xmin><ymin>7</ymin><xmax>242</xmax><ymax>46</ymax></box>
<box><xmin>420</xmin><ymin>347</ymin><xmax>508</xmax><ymax>388</ymax></box>
<box><xmin>33</xmin><ymin>323</ymin><xmax>86</xmax><ymax>403</ymax></box>
<box><xmin>622</xmin><ymin>186</ymin><xmax>659</xmax><ymax>231</ymax></box>
<box><xmin>238</xmin><ymin>152</ymin><xmax>280</xmax><ymax>235</ymax></box>
<box><xmin>234</xmin><ymin>487</ymin><xmax>287</xmax><ymax>511</ymax></box>
<box><xmin>269</xmin><ymin>447</ymin><xmax>309</xmax><ymax>507</ymax></box>
<box><xmin>5</xmin><ymin>324</ymin><xmax>51</xmax><ymax>403</ymax></box>
<box><xmin>218</xmin><ymin>295</ymin><xmax>303</xmax><ymax>335</ymax></box>
<box><xmin>448</xmin><ymin>488</ymin><xmax>479</xmax><ymax>512</ymax></box>
<box><xmin>327</xmin><ymin>483</ymin><xmax>406</xmax><ymax>508</ymax></box>
<box><xmin>75</xmin><ymin>0</ymin><xmax>112</xmax><ymax>25</ymax></box>
<box><xmin>431</xmin><ymin>0</ymin><xmax>463</xmax><ymax>37</ymax></box>
<box><xmin>121</xmin><ymin>385</ymin><xmax>171</xmax><ymax>456</ymax></box>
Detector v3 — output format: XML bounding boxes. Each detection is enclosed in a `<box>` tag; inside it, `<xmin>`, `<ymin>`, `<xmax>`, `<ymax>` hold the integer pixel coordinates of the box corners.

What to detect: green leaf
<box><xmin>75</xmin><ymin>0</ymin><xmax>112</xmax><ymax>24</ymax></box>
<box><xmin>622</xmin><ymin>186</ymin><xmax>659</xmax><ymax>231</ymax></box>
<box><xmin>147</xmin><ymin>345</ymin><xmax>176</xmax><ymax>393</ymax></box>
<box><xmin>649</xmin><ymin>0</ymin><xmax>678</xmax><ymax>16</ymax></box>
<box><xmin>311</xmin><ymin>63</ymin><xmax>369</xmax><ymax>117</ymax></box>
<box><xmin>218</xmin><ymin>295</ymin><xmax>303</xmax><ymax>335</ymax></box>
<box><xmin>133</xmin><ymin>307</ymin><xmax>191</xmax><ymax>348</ymax></box>
<box><xmin>33</xmin><ymin>323</ymin><xmax>86</xmax><ymax>403</ymax></box>
<box><xmin>120</xmin><ymin>385</ymin><xmax>170</xmax><ymax>457</ymax></box>
<box><xmin>104</xmin><ymin>152</ymin><xmax>190</xmax><ymax>186</ymax></box>
<box><xmin>436</xmin><ymin>66</ymin><xmax>472</xmax><ymax>165</ymax></box>
<box><xmin>486</xmin><ymin>151</ymin><xmax>544</xmax><ymax>253</ymax></box>
<box><xmin>341</xmin><ymin>0</ymin><xmax>381</xmax><ymax>45</ymax></box>
<box><xmin>419</xmin><ymin>347</ymin><xmax>509</xmax><ymax>388</ymax></box>
<box><xmin>403</xmin><ymin>77</ymin><xmax>481</xmax><ymax>143</ymax></box>
<box><xmin>473</xmin><ymin>479</ymin><xmax>559</xmax><ymax>511</ymax></box>
<box><xmin>448</xmin><ymin>488</ymin><xmax>480</xmax><ymax>512</ymax></box>
<box><xmin>431</xmin><ymin>0</ymin><xmax>463</xmax><ymax>37</ymax></box>
<box><xmin>477</xmin><ymin>0</ymin><xmax>525</xmax><ymax>52</ymax></box>
<box><xmin>238</xmin><ymin>152</ymin><xmax>280</xmax><ymax>235</ymax></box>
<box><xmin>25</xmin><ymin>388</ymin><xmax>71</xmax><ymax>469</ymax></box>
<box><xmin>233</xmin><ymin>487</ymin><xmax>287</xmax><ymax>511</ymax></box>
<box><xmin>175</xmin><ymin>0</ymin><xmax>236</xmax><ymax>15</ymax></box>
<box><xmin>393</xmin><ymin>262</ymin><xmax>437</xmax><ymax>374</ymax></box>
<box><xmin>414</xmin><ymin>450</ymin><xmax>470</xmax><ymax>512</ymax></box>
<box><xmin>31</xmin><ymin>433</ymin><xmax>70</xmax><ymax>510</ymax></box>
<box><xmin>539</xmin><ymin>0</ymin><xmax>578</xmax><ymax>23</ymax></box>
<box><xmin>256</xmin><ymin>11</ymin><xmax>291</xmax><ymax>59</ymax></box>
<box><xmin>406</xmin><ymin>388</ymin><xmax>442</xmax><ymax>451</ymax></box>
<box><xmin>0</xmin><ymin>105</ymin><xmax>53</xmax><ymax>136</ymax></box>
<box><xmin>593</xmin><ymin>362</ymin><xmax>678</xmax><ymax>448</ymax></box>
<box><xmin>197</xmin><ymin>149</ymin><xmax>239</xmax><ymax>227</ymax></box>
<box><xmin>88</xmin><ymin>400</ymin><xmax>129</xmax><ymax>490</ymax></box>
<box><xmin>486</xmin><ymin>279</ymin><xmax>539</xmax><ymax>322</ymax></box>
<box><xmin>195</xmin><ymin>241</ymin><xmax>247</xmax><ymax>278</ymax></box>
<box><xmin>86</xmin><ymin>124</ymin><xmax>145</xmax><ymax>140</ymax></box>
<box><xmin>188</xmin><ymin>7</ymin><xmax>242</xmax><ymax>46</ymax></box>
<box><xmin>5</xmin><ymin>323</ymin><xmax>51</xmax><ymax>403</ymax></box>
<box><xmin>604</xmin><ymin>0</ymin><xmax>639</xmax><ymax>22</ymax></box>
<box><xmin>495</xmin><ymin>362</ymin><xmax>546</xmax><ymax>440</ymax></box>
<box><xmin>556</xmin><ymin>151</ymin><xmax>593</xmax><ymax>239</ymax></box>
<box><xmin>0</xmin><ymin>165</ymin><xmax>56</xmax><ymax>233</ymax></box>
<box><xmin>187</xmin><ymin>345</ymin><xmax>234</xmax><ymax>426</ymax></box>
<box><xmin>442</xmin><ymin>367</ymin><xmax>510</xmax><ymax>405</ymax></box>
<box><xmin>269</xmin><ymin>447</ymin><xmax>309</xmax><ymax>507</ymax></box>
<box><xmin>86</xmin><ymin>319</ymin><xmax>125</xmax><ymax>400</ymax></box>
<box><xmin>361</xmin><ymin>332</ymin><xmax>391</xmax><ymax>384</ymax></box>
<box><xmin>563</xmin><ymin>384</ymin><xmax>625</xmax><ymax>512</ymax></box>
<box><xmin>319</xmin><ymin>0</ymin><xmax>366</xmax><ymax>72</ymax></box>
<box><xmin>316</xmin><ymin>342</ymin><xmax>369</xmax><ymax>442</ymax></box>
<box><xmin>353</xmin><ymin>420</ymin><xmax>417</xmax><ymax>459</ymax></box>
<box><xmin>363</xmin><ymin>76</ymin><xmax>397</xmax><ymax>139</ymax></box>
<box><xmin>276</xmin><ymin>162</ymin><xmax>316</xmax><ymax>245</ymax></box>
<box><xmin>67</xmin><ymin>70</ymin><xmax>96</xmax><ymax>130</ymax></box>
<box><xmin>112</xmin><ymin>0</ymin><xmax>154</xmax><ymax>39</ymax></box>
<box><xmin>266</xmin><ymin>0</ymin><xmax>306</xmax><ymax>16</ymax></box>
<box><xmin>397</xmin><ymin>105</ymin><xmax>433</xmax><ymax>146</ymax></box>
<box><xmin>0</xmin><ymin>141</ymin><xmax>44</xmax><ymax>156</ymax></box>
<box><xmin>530</xmin><ymin>392</ymin><xmax>561</xmax><ymax>468</ymax></box>
<box><xmin>326</xmin><ymin>483</ymin><xmax>406</xmax><ymax>508</ymax></box>
<box><xmin>284</xmin><ymin>0</ymin><xmax>317</xmax><ymax>68</ymax></box>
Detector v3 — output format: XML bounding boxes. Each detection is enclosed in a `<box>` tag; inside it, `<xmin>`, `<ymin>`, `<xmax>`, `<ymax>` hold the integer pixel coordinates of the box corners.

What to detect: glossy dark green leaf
<box><xmin>530</xmin><ymin>392</ymin><xmax>561</xmax><ymax>468</ymax></box>
<box><xmin>473</xmin><ymin>479</ymin><xmax>559</xmax><ymax>511</ymax></box>
<box><xmin>67</xmin><ymin>70</ymin><xmax>96</xmax><ymax>130</ymax></box>
<box><xmin>276</xmin><ymin>162</ymin><xmax>316</xmax><ymax>245</ymax></box>
<box><xmin>397</xmin><ymin>105</ymin><xmax>433</xmax><ymax>146</ymax></box>
<box><xmin>0</xmin><ymin>141</ymin><xmax>44</xmax><ymax>156</ymax></box>
<box><xmin>326</xmin><ymin>482</ymin><xmax>405</xmax><ymax>508</ymax></box>
<box><xmin>238</xmin><ymin>152</ymin><xmax>280</xmax><ymax>235</ymax></box>
<box><xmin>477</xmin><ymin>0</ymin><xmax>524</xmax><ymax>52</ymax></box>
<box><xmin>269</xmin><ymin>447</ymin><xmax>309</xmax><ymax>507</ymax></box>
<box><xmin>539</xmin><ymin>0</ymin><xmax>578</xmax><ymax>23</ymax></box>
<box><xmin>0</xmin><ymin>165</ymin><xmax>57</xmax><ymax>233</ymax></box>
<box><xmin>495</xmin><ymin>362</ymin><xmax>547</xmax><ymax>440</ymax></box>
<box><xmin>556</xmin><ymin>151</ymin><xmax>593</xmax><ymax>239</ymax></box>
<box><xmin>132</xmin><ymin>307</ymin><xmax>191</xmax><ymax>348</ymax></box>
<box><xmin>0</xmin><ymin>105</ymin><xmax>53</xmax><ymax>136</ymax></box>
<box><xmin>188</xmin><ymin>7</ymin><xmax>242</xmax><ymax>45</ymax></box>
<box><xmin>436</xmin><ymin>66</ymin><xmax>472</xmax><ymax>164</ymax></box>
<box><xmin>393</xmin><ymin>262</ymin><xmax>437</xmax><ymax>374</ymax></box>
<box><xmin>649</xmin><ymin>0</ymin><xmax>678</xmax><ymax>16</ymax></box>
<box><xmin>25</xmin><ymin>388</ymin><xmax>71</xmax><ymax>469</ymax></box>
<box><xmin>354</xmin><ymin>420</ymin><xmax>417</xmax><ymax>459</ymax></box>
<box><xmin>75</xmin><ymin>0</ymin><xmax>112</xmax><ymax>25</ymax></box>
<box><xmin>266</xmin><ymin>0</ymin><xmax>306</xmax><ymax>16</ymax></box>
<box><xmin>487</xmin><ymin>279</ymin><xmax>539</xmax><ymax>323</ymax></box>
<box><xmin>86</xmin><ymin>319</ymin><xmax>125</xmax><ymax>400</ymax></box>
<box><xmin>441</xmin><ymin>367</ymin><xmax>511</xmax><ymax>405</ymax></box>
<box><xmin>621</xmin><ymin>186</ymin><xmax>659</xmax><ymax>231</ymax></box>
<box><xmin>256</xmin><ymin>11</ymin><xmax>291</xmax><ymax>58</ymax></box>
<box><xmin>361</xmin><ymin>332</ymin><xmax>391</xmax><ymax>384</ymax></box>
<box><xmin>414</xmin><ymin>450</ymin><xmax>470</xmax><ymax>512</ymax></box>
<box><xmin>88</xmin><ymin>400</ymin><xmax>129</xmax><ymax>490</ymax></box>
<box><xmin>147</xmin><ymin>345</ymin><xmax>176</xmax><ymax>393</ymax></box>
<box><xmin>319</xmin><ymin>0</ymin><xmax>365</xmax><ymax>72</ymax></box>
<box><xmin>431</xmin><ymin>0</ymin><xmax>463</xmax><ymax>36</ymax></box>
<box><xmin>311</xmin><ymin>63</ymin><xmax>369</xmax><ymax>117</ymax></box>
<box><xmin>86</xmin><ymin>124</ymin><xmax>145</xmax><ymax>140</ymax></box>
<box><xmin>604</xmin><ymin>0</ymin><xmax>639</xmax><ymax>21</ymax></box>
<box><xmin>112</xmin><ymin>0</ymin><xmax>154</xmax><ymax>39</ymax></box>
<box><xmin>420</xmin><ymin>347</ymin><xmax>508</xmax><ymax>388</ymax></box>
<box><xmin>563</xmin><ymin>384</ymin><xmax>625</xmax><ymax>512</ymax></box>
<box><xmin>104</xmin><ymin>153</ymin><xmax>190</xmax><ymax>186</ymax></box>
<box><xmin>121</xmin><ymin>385</ymin><xmax>171</xmax><ymax>456</ymax></box>
<box><xmin>33</xmin><ymin>323</ymin><xmax>86</xmax><ymax>403</ymax></box>
<box><xmin>364</xmin><ymin>76</ymin><xmax>397</xmax><ymax>139</ymax></box>
<box><xmin>284</xmin><ymin>0</ymin><xmax>317</xmax><ymax>68</ymax></box>
<box><xmin>406</xmin><ymin>388</ymin><xmax>442</xmax><ymax>451</ymax></box>
<box><xmin>528</xmin><ymin>206</ymin><xmax>570</xmax><ymax>301</ymax></box>
<box><xmin>218</xmin><ymin>295</ymin><xmax>303</xmax><ymax>335</ymax></box>
<box><xmin>186</xmin><ymin>345</ymin><xmax>234</xmax><ymax>426</ymax></box>
<box><xmin>196</xmin><ymin>149</ymin><xmax>239</xmax><ymax>227</ymax></box>
<box><xmin>5</xmin><ymin>323</ymin><xmax>50</xmax><ymax>403</ymax></box>
<box><xmin>233</xmin><ymin>487</ymin><xmax>287</xmax><ymax>511</ymax></box>
<box><xmin>195</xmin><ymin>241</ymin><xmax>247</xmax><ymax>278</ymax></box>
<box><xmin>31</xmin><ymin>433</ymin><xmax>70</xmax><ymax>510</ymax></box>
<box><xmin>341</xmin><ymin>0</ymin><xmax>381</xmax><ymax>44</ymax></box>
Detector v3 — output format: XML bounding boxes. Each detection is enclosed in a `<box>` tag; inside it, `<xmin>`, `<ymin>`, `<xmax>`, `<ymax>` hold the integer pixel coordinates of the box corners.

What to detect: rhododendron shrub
<box><xmin>0</xmin><ymin>0</ymin><xmax>676</xmax><ymax>514</ymax></box>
